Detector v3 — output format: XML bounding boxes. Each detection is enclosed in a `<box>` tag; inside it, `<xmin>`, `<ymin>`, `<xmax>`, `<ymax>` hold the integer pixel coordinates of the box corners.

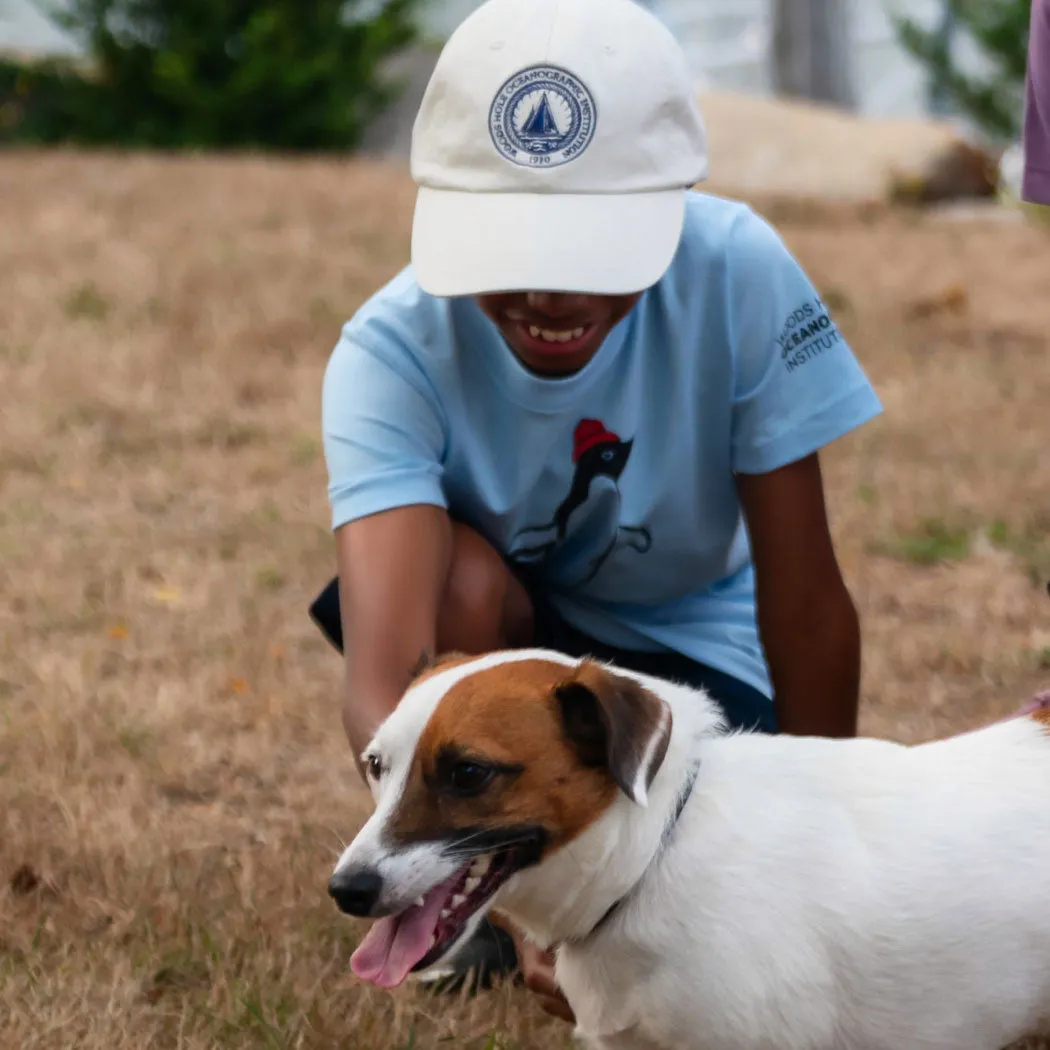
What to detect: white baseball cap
<box><xmin>409</xmin><ymin>0</ymin><xmax>709</xmax><ymax>298</ymax></box>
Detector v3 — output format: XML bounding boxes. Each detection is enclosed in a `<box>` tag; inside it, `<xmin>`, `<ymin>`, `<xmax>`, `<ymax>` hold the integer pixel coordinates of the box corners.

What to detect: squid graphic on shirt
<box><xmin>509</xmin><ymin>418</ymin><xmax>652</xmax><ymax>585</ymax></box>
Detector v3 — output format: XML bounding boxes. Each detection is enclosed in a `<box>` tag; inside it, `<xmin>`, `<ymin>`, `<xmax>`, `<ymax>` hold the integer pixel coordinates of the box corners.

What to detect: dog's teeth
<box><xmin>439</xmin><ymin>908</ymin><xmax>450</xmax><ymax>920</ymax></box>
<box><xmin>451</xmin><ymin>893</ymin><xmax>467</xmax><ymax>909</ymax></box>
<box><xmin>471</xmin><ymin>855</ymin><xmax>491</xmax><ymax>876</ymax></box>
<box><xmin>465</xmin><ymin>876</ymin><xmax>480</xmax><ymax>894</ymax></box>
<box><xmin>413</xmin><ymin>896</ymin><xmax>425</xmax><ymax>908</ymax></box>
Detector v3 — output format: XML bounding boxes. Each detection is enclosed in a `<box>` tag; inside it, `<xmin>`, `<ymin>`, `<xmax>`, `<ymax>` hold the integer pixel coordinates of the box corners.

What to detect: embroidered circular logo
<box><xmin>488</xmin><ymin>65</ymin><xmax>597</xmax><ymax>169</ymax></box>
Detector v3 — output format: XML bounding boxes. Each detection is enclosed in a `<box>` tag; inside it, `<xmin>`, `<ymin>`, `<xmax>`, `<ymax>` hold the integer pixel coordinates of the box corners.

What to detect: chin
<box><xmin>518</xmin><ymin>353</ymin><xmax>594</xmax><ymax>377</ymax></box>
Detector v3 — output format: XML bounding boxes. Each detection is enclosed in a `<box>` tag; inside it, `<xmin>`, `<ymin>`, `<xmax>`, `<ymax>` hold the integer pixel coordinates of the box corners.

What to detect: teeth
<box><xmin>465</xmin><ymin>876</ymin><xmax>481</xmax><ymax>894</ymax></box>
<box><xmin>429</xmin><ymin>933</ymin><xmax>437</xmax><ymax>948</ymax></box>
<box><xmin>413</xmin><ymin>896</ymin><xmax>425</xmax><ymax>908</ymax></box>
<box><xmin>451</xmin><ymin>893</ymin><xmax>466</xmax><ymax>909</ymax></box>
<box><xmin>528</xmin><ymin>325</ymin><xmax>585</xmax><ymax>344</ymax></box>
<box><xmin>471</xmin><ymin>855</ymin><xmax>491</xmax><ymax>877</ymax></box>
<box><xmin>439</xmin><ymin>908</ymin><xmax>451</xmax><ymax>920</ymax></box>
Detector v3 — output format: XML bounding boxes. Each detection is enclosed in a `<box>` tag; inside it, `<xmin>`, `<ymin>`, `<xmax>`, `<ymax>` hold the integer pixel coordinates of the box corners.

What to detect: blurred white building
<box><xmin>0</xmin><ymin>0</ymin><xmax>987</xmax><ymax>121</ymax></box>
<box><xmin>418</xmin><ymin>0</ymin><xmax>963</xmax><ymax>120</ymax></box>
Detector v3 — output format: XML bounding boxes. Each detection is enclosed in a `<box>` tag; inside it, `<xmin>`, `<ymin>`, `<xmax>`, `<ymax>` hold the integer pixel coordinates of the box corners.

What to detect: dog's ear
<box><xmin>554</xmin><ymin>660</ymin><xmax>672</xmax><ymax>807</ymax></box>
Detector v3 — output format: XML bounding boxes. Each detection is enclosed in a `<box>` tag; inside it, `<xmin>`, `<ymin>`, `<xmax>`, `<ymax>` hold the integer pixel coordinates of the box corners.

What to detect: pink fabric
<box><xmin>1023</xmin><ymin>0</ymin><xmax>1050</xmax><ymax>204</ymax></box>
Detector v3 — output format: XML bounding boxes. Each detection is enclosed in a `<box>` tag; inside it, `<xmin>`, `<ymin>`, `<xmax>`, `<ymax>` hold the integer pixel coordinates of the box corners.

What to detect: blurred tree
<box><xmin>927</xmin><ymin>1</ymin><xmax>957</xmax><ymax>115</ymax></box>
<box><xmin>896</xmin><ymin>0</ymin><xmax>1030</xmax><ymax>139</ymax></box>
<box><xmin>1</xmin><ymin>0</ymin><xmax>421</xmax><ymax>149</ymax></box>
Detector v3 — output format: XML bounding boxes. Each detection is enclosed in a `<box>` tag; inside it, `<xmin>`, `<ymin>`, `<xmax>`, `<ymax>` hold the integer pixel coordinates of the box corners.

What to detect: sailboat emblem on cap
<box><xmin>489</xmin><ymin>64</ymin><xmax>597</xmax><ymax>169</ymax></box>
<box><xmin>520</xmin><ymin>92</ymin><xmax>561</xmax><ymax>144</ymax></box>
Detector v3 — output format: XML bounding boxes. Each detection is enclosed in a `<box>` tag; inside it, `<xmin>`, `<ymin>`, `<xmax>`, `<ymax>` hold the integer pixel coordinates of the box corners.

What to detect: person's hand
<box><xmin>492</xmin><ymin>912</ymin><xmax>575</xmax><ymax>1024</ymax></box>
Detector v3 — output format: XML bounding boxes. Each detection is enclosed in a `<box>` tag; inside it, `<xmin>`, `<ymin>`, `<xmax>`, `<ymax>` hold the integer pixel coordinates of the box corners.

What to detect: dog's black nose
<box><xmin>328</xmin><ymin>869</ymin><xmax>383</xmax><ymax>917</ymax></box>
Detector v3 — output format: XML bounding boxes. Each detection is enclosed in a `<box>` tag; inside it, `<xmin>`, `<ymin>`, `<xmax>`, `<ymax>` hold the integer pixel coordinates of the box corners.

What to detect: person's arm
<box><xmin>736</xmin><ymin>454</ymin><xmax>860</xmax><ymax>738</ymax></box>
<box><xmin>321</xmin><ymin>319</ymin><xmax>452</xmax><ymax>770</ymax></box>
<box><xmin>335</xmin><ymin>504</ymin><xmax>452</xmax><ymax>772</ymax></box>
<box><xmin>723</xmin><ymin>207</ymin><xmax>880</xmax><ymax>737</ymax></box>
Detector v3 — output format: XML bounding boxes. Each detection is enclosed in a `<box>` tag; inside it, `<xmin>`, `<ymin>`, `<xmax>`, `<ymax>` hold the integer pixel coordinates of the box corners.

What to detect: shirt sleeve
<box><xmin>1023</xmin><ymin>0</ymin><xmax>1050</xmax><ymax>205</ymax></box>
<box><xmin>727</xmin><ymin>209</ymin><xmax>883</xmax><ymax>476</ymax></box>
<box><xmin>321</xmin><ymin>328</ymin><xmax>448</xmax><ymax>531</ymax></box>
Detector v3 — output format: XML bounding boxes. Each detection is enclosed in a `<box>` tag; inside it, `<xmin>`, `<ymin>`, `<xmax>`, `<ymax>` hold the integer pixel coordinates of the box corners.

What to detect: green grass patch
<box><xmin>870</xmin><ymin>518</ymin><xmax>971</xmax><ymax>566</ymax></box>
<box><xmin>986</xmin><ymin>519</ymin><xmax>1050</xmax><ymax>587</ymax></box>
<box><xmin>65</xmin><ymin>282</ymin><xmax>110</xmax><ymax>321</ymax></box>
<box><xmin>255</xmin><ymin>567</ymin><xmax>286</xmax><ymax>592</ymax></box>
<box><xmin>291</xmin><ymin>434</ymin><xmax>321</xmax><ymax>466</ymax></box>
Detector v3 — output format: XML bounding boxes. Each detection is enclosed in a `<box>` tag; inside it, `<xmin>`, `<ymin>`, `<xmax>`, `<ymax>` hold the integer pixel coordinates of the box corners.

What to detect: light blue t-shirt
<box><xmin>322</xmin><ymin>192</ymin><xmax>883</xmax><ymax>699</ymax></box>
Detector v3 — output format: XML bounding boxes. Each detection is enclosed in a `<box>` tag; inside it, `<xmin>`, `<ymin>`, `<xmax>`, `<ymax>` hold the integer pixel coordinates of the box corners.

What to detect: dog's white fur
<box><xmin>337</xmin><ymin>650</ymin><xmax>1050</xmax><ymax>1050</ymax></box>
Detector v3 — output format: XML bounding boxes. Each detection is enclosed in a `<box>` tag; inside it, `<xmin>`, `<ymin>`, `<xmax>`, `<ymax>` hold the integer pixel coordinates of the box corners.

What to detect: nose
<box><xmin>328</xmin><ymin>868</ymin><xmax>383</xmax><ymax>917</ymax></box>
<box><xmin>525</xmin><ymin>291</ymin><xmax>587</xmax><ymax>318</ymax></box>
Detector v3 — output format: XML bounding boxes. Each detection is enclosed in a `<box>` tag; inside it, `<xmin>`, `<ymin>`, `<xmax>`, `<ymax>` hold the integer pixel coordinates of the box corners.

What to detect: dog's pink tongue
<box><xmin>349</xmin><ymin>871</ymin><xmax>461</xmax><ymax>989</ymax></box>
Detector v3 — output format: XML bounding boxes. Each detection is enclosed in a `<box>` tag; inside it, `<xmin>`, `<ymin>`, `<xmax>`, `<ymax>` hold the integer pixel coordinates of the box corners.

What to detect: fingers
<box><xmin>487</xmin><ymin>909</ymin><xmax>519</xmax><ymax>939</ymax></box>
<box><xmin>535</xmin><ymin>992</ymin><xmax>577</xmax><ymax>1023</ymax></box>
<box><xmin>521</xmin><ymin>953</ymin><xmax>560</xmax><ymax>999</ymax></box>
<box><xmin>490</xmin><ymin>910</ymin><xmax>576</xmax><ymax>1024</ymax></box>
<box><xmin>519</xmin><ymin>944</ymin><xmax>576</xmax><ymax>1024</ymax></box>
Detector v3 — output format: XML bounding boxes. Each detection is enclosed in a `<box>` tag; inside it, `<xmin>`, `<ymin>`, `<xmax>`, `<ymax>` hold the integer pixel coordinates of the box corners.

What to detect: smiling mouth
<box><xmin>349</xmin><ymin>833</ymin><xmax>542</xmax><ymax>989</ymax></box>
<box><xmin>513</xmin><ymin>321</ymin><xmax>597</xmax><ymax>356</ymax></box>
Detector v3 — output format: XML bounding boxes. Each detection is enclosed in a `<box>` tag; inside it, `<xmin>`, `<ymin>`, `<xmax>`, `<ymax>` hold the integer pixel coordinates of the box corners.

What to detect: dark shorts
<box><xmin>307</xmin><ymin>574</ymin><xmax>778</xmax><ymax>736</ymax></box>
<box><xmin>523</xmin><ymin>583</ymin><xmax>778</xmax><ymax>736</ymax></box>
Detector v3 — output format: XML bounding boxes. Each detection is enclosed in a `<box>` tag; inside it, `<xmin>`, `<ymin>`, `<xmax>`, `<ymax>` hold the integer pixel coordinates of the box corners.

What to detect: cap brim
<box><xmin>411</xmin><ymin>187</ymin><xmax>687</xmax><ymax>298</ymax></box>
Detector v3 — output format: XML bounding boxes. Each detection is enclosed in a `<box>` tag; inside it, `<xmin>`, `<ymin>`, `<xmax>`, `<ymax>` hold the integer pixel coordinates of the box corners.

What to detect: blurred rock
<box><xmin>698</xmin><ymin>90</ymin><xmax>995</xmax><ymax>204</ymax></box>
<box><xmin>888</xmin><ymin>140</ymin><xmax>999</xmax><ymax>205</ymax></box>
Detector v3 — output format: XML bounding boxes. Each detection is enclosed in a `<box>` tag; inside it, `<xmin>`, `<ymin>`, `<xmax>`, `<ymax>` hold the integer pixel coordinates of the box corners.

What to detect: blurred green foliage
<box><xmin>895</xmin><ymin>0</ymin><xmax>1031</xmax><ymax>140</ymax></box>
<box><xmin>1</xmin><ymin>0</ymin><xmax>421</xmax><ymax>149</ymax></box>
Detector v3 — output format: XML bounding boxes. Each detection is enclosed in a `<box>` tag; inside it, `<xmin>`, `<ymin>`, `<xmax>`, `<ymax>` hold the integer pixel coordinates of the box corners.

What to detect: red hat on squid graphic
<box><xmin>573</xmin><ymin>419</ymin><xmax>620</xmax><ymax>462</ymax></box>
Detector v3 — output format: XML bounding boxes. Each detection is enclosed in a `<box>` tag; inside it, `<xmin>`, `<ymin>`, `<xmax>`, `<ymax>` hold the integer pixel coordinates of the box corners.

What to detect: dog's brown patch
<box><xmin>389</xmin><ymin>658</ymin><xmax>620</xmax><ymax>853</ymax></box>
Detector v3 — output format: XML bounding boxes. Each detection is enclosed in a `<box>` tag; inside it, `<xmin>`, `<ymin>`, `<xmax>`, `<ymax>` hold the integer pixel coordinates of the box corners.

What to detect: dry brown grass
<box><xmin>1</xmin><ymin>150</ymin><xmax>1049</xmax><ymax>1050</ymax></box>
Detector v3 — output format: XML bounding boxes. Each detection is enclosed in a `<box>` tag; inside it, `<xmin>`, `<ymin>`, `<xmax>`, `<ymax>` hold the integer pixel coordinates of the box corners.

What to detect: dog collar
<box><xmin>570</xmin><ymin>759</ymin><xmax>701</xmax><ymax>944</ymax></box>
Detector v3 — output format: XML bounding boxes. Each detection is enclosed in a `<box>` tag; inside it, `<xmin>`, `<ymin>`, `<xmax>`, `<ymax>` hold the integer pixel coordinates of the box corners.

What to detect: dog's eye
<box><xmin>447</xmin><ymin>761</ymin><xmax>495</xmax><ymax>796</ymax></box>
<box><xmin>365</xmin><ymin>754</ymin><xmax>383</xmax><ymax>781</ymax></box>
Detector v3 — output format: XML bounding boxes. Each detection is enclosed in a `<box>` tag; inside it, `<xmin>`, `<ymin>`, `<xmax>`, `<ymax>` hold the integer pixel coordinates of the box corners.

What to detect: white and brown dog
<box><xmin>329</xmin><ymin>649</ymin><xmax>1050</xmax><ymax>1050</ymax></box>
